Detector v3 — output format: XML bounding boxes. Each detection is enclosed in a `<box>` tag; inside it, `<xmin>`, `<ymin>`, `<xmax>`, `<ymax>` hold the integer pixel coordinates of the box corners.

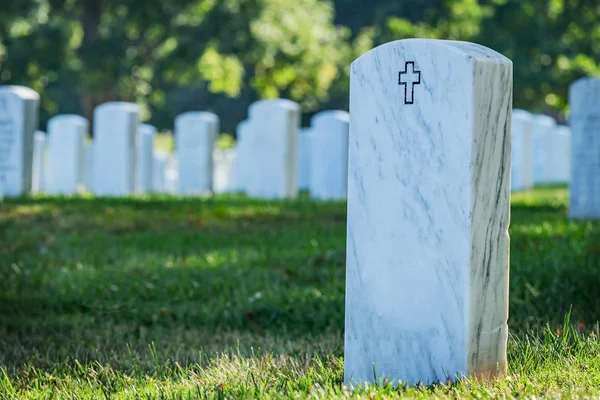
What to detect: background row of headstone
<box><xmin>0</xmin><ymin>84</ymin><xmax>590</xmax><ymax>205</ymax></box>
<box><xmin>2</xmin><ymin>89</ymin><xmax>350</xmax><ymax>199</ymax></box>
<box><xmin>511</xmin><ymin>109</ymin><xmax>571</xmax><ymax>192</ymax></box>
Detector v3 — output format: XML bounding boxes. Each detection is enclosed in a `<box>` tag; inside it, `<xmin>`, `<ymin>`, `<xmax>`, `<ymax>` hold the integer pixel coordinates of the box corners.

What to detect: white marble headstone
<box><xmin>226</xmin><ymin>146</ymin><xmax>238</xmax><ymax>193</ymax></box>
<box><xmin>0</xmin><ymin>86</ymin><xmax>40</xmax><ymax>197</ymax></box>
<box><xmin>569</xmin><ymin>77</ymin><xmax>600</xmax><ymax>219</ymax></box>
<box><xmin>165</xmin><ymin>155</ymin><xmax>178</xmax><ymax>194</ymax></box>
<box><xmin>531</xmin><ymin>114</ymin><xmax>556</xmax><ymax>186</ymax></box>
<box><xmin>152</xmin><ymin>151</ymin><xmax>169</xmax><ymax>193</ymax></box>
<box><xmin>92</xmin><ymin>102</ymin><xmax>140</xmax><ymax>196</ymax></box>
<box><xmin>213</xmin><ymin>148</ymin><xmax>235</xmax><ymax>194</ymax></box>
<box><xmin>309</xmin><ymin>110</ymin><xmax>349</xmax><ymax>200</ymax></box>
<box><xmin>233</xmin><ymin>120</ymin><xmax>254</xmax><ymax>193</ymax></box>
<box><xmin>297</xmin><ymin>127</ymin><xmax>313</xmax><ymax>191</ymax></box>
<box><xmin>246</xmin><ymin>99</ymin><xmax>300</xmax><ymax>199</ymax></box>
<box><xmin>47</xmin><ymin>114</ymin><xmax>88</xmax><ymax>195</ymax></box>
<box><xmin>83</xmin><ymin>141</ymin><xmax>94</xmax><ymax>192</ymax></box>
<box><xmin>137</xmin><ymin>123</ymin><xmax>156</xmax><ymax>194</ymax></box>
<box><xmin>511</xmin><ymin>109</ymin><xmax>533</xmax><ymax>191</ymax></box>
<box><xmin>552</xmin><ymin>125</ymin><xmax>570</xmax><ymax>183</ymax></box>
<box><xmin>345</xmin><ymin>39</ymin><xmax>511</xmax><ymax>386</ymax></box>
<box><xmin>32</xmin><ymin>130</ymin><xmax>47</xmax><ymax>194</ymax></box>
<box><xmin>175</xmin><ymin>111</ymin><xmax>218</xmax><ymax>195</ymax></box>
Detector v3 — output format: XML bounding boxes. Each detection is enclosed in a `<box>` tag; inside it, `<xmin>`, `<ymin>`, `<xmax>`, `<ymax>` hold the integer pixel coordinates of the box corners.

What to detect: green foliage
<box><xmin>384</xmin><ymin>0</ymin><xmax>600</xmax><ymax>117</ymax></box>
<box><xmin>0</xmin><ymin>188</ymin><xmax>600</xmax><ymax>397</ymax></box>
<box><xmin>1</xmin><ymin>0</ymin><xmax>599</xmax><ymax>129</ymax></box>
<box><xmin>249</xmin><ymin>0</ymin><xmax>350</xmax><ymax>110</ymax></box>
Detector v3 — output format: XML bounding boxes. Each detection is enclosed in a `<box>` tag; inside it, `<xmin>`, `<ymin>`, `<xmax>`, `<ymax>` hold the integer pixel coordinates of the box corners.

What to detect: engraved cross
<box><xmin>398</xmin><ymin>61</ymin><xmax>421</xmax><ymax>105</ymax></box>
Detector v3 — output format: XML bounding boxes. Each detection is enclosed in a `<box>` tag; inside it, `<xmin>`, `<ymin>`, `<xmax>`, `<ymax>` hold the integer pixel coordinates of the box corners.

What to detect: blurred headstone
<box><xmin>152</xmin><ymin>151</ymin><xmax>169</xmax><ymax>193</ymax></box>
<box><xmin>213</xmin><ymin>148</ymin><xmax>235</xmax><ymax>194</ymax></box>
<box><xmin>233</xmin><ymin>120</ymin><xmax>253</xmax><ymax>193</ymax></box>
<box><xmin>511</xmin><ymin>109</ymin><xmax>533</xmax><ymax>191</ymax></box>
<box><xmin>309</xmin><ymin>110</ymin><xmax>349</xmax><ymax>200</ymax></box>
<box><xmin>175</xmin><ymin>112</ymin><xmax>218</xmax><ymax>195</ymax></box>
<box><xmin>246</xmin><ymin>99</ymin><xmax>300</xmax><ymax>199</ymax></box>
<box><xmin>137</xmin><ymin>123</ymin><xmax>156</xmax><ymax>194</ymax></box>
<box><xmin>32</xmin><ymin>130</ymin><xmax>47</xmax><ymax>194</ymax></box>
<box><xmin>0</xmin><ymin>86</ymin><xmax>40</xmax><ymax>197</ymax></box>
<box><xmin>531</xmin><ymin>114</ymin><xmax>556</xmax><ymax>186</ymax></box>
<box><xmin>569</xmin><ymin>78</ymin><xmax>600</xmax><ymax>219</ymax></box>
<box><xmin>552</xmin><ymin>125</ymin><xmax>570</xmax><ymax>183</ymax></box>
<box><xmin>297</xmin><ymin>127</ymin><xmax>313</xmax><ymax>191</ymax></box>
<box><xmin>47</xmin><ymin>115</ymin><xmax>87</xmax><ymax>195</ymax></box>
<box><xmin>92</xmin><ymin>102</ymin><xmax>140</xmax><ymax>196</ymax></box>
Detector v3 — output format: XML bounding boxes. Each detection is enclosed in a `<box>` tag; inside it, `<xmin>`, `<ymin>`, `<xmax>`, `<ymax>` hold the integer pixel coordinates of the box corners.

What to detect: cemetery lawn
<box><xmin>1</xmin><ymin>186</ymin><xmax>600</xmax><ymax>399</ymax></box>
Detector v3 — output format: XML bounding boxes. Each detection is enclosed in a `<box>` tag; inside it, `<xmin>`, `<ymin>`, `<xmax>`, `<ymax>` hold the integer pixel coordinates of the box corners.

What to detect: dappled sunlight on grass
<box><xmin>1</xmin><ymin>186</ymin><xmax>600</xmax><ymax>397</ymax></box>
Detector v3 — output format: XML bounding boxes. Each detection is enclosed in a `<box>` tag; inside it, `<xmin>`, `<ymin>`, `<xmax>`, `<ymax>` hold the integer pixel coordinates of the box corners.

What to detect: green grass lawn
<box><xmin>1</xmin><ymin>187</ymin><xmax>599</xmax><ymax>398</ymax></box>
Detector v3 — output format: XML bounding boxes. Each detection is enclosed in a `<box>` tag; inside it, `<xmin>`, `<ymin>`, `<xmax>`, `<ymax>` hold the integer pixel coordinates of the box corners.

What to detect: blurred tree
<box><xmin>1</xmin><ymin>0</ymin><xmax>599</xmax><ymax>131</ymax></box>
<box><xmin>382</xmin><ymin>0</ymin><xmax>600</xmax><ymax>119</ymax></box>
<box><xmin>0</xmin><ymin>0</ymin><xmax>354</xmax><ymax>133</ymax></box>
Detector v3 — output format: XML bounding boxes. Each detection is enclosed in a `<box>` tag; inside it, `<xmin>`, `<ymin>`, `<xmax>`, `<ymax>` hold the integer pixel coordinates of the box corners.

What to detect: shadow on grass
<box><xmin>1</xmin><ymin>189</ymin><xmax>599</xmax><ymax>373</ymax></box>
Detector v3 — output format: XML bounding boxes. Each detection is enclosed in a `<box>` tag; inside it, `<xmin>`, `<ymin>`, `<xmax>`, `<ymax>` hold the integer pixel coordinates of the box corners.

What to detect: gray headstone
<box><xmin>345</xmin><ymin>39</ymin><xmax>512</xmax><ymax>386</ymax></box>
<box><xmin>0</xmin><ymin>86</ymin><xmax>40</xmax><ymax>197</ymax></box>
<box><xmin>569</xmin><ymin>78</ymin><xmax>600</xmax><ymax>219</ymax></box>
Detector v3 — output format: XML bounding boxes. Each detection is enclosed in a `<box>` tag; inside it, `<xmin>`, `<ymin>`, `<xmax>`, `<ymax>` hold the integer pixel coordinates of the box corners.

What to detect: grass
<box><xmin>0</xmin><ymin>186</ymin><xmax>599</xmax><ymax>398</ymax></box>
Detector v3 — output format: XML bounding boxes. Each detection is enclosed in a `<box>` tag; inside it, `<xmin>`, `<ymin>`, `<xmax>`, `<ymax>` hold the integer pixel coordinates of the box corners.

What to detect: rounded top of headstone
<box><xmin>248</xmin><ymin>98</ymin><xmax>300</xmax><ymax>118</ymax></box>
<box><xmin>95</xmin><ymin>101</ymin><xmax>140</xmax><ymax>114</ymax></box>
<box><xmin>34</xmin><ymin>130</ymin><xmax>46</xmax><ymax>138</ymax></box>
<box><xmin>176</xmin><ymin>111</ymin><xmax>219</xmax><ymax>124</ymax></box>
<box><xmin>512</xmin><ymin>109</ymin><xmax>533</xmax><ymax>121</ymax></box>
<box><xmin>49</xmin><ymin>114</ymin><xmax>89</xmax><ymax>128</ymax></box>
<box><xmin>570</xmin><ymin>76</ymin><xmax>600</xmax><ymax>92</ymax></box>
<box><xmin>352</xmin><ymin>39</ymin><xmax>511</xmax><ymax>69</ymax></box>
<box><xmin>531</xmin><ymin>114</ymin><xmax>556</xmax><ymax>127</ymax></box>
<box><xmin>311</xmin><ymin>110</ymin><xmax>350</xmax><ymax>124</ymax></box>
<box><xmin>555</xmin><ymin>125</ymin><xmax>570</xmax><ymax>135</ymax></box>
<box><xmin>0</xmin><ymin>85</ymin><xmax>40</xmax><ymax>100</ymax></box>
<box><xmin>140</xmin><ymin>123</ymin><xmax>158</xmax><ymax>135</ymax></box>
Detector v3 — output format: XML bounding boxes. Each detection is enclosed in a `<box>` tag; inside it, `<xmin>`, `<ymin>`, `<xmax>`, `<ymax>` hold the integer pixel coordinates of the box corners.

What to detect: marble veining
<box><xmin>345</xmin><ymin>38</ymin><xmax>511</xmax><ymax>386</ymax></box>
